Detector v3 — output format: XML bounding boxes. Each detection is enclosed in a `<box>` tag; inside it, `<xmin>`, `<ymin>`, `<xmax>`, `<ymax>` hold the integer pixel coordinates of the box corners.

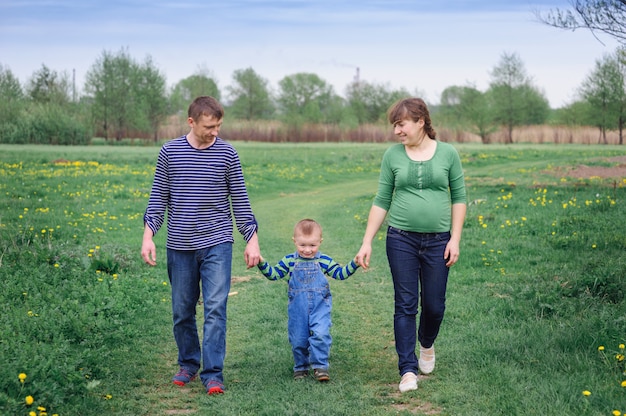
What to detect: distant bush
<box><xmin>0</xmin><ymin>104</ymin><xmax>91</xmax><ymax>145</ymax></box>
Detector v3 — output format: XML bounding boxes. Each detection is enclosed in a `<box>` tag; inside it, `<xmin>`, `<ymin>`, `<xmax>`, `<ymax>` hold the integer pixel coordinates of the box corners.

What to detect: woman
<box><xmin>355</xmin><ymin>97</ymin><xmax>466</xmax><ymax>393</ymax></box>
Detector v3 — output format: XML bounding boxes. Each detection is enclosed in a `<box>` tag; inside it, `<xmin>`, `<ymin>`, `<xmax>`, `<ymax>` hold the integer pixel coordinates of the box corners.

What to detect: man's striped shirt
<box><xmin>144</xmin><ymin>136</ymin><xmax>257</xmax><ymax>250</ymax></box>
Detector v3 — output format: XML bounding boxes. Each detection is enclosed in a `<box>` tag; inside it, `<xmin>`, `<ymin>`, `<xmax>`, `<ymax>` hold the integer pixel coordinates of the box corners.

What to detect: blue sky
<box><xmin>0</xmin><ymin>0</ymin><xmax>620</xmax><ymax>108</ymax></box>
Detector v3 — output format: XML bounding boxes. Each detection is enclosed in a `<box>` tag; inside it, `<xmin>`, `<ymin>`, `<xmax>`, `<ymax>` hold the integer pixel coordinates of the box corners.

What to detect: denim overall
<box><xmin>287</xmin><ymin>253</ymin><xmax>332</xmax><ymax>372</ymax></box>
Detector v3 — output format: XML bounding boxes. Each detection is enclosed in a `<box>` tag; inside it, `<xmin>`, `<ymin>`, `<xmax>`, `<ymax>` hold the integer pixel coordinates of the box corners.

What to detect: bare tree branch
<box><xmin>536</xmin><ymin>0</ymin><xmax>626</xmax><ymax>45</ymax></box>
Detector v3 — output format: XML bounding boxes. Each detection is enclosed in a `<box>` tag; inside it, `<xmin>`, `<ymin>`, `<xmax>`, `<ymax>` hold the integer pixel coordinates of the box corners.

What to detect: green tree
<box><xmin>277</xmin><ymin>73</ymin><xmax>336</xmax><ymax>124</ymax></box>
<box><xmin>488</xmin><ymin>52</ymin><xmax>550</xmax><ymax>143</ymax></box>
<box><xmin>135</xmin><ymin>56</ymin><xmax>168</xmax><ymax>141</ymax></box>
<box><xmin>0</xmin><ymin>64</ymin><xmax>24</xmax><ymax>123</ymax></box>
<box><xmin>25</xmin><ymin>64</ymin><xmax>71</xmax><ymax>105</ymax></box>
<box><xmin>226</xmin><ymin>67</ymin><xmax>274</xmax><ymax>120</ymax></box>
<box><xmin>169</xmin><ymin>72</ymin><xmax>221</xmax><ymax>115</ymax></box>
<box><xmin>579</xmin><ymin>51</ymin><xmax>625</xmax><ymax>143</ymax></box>
<box><xmin>85</xmin><ymin>48</ymin><xmax>140</xmax><ymax>140</ymax></box>
<box><xmin>345</xmin><ymin>80</ymin><xmax>409</xmax><ymax>124</ymax></box>
<box><xmin>440</xmin><ymin>85</ymin><xmax>496</xmax><ymax>143</ymax></box>
<box><xmin>538</xmin><ymin>1</ymin><xmax>626</xmax><ymax>44</ymax></box>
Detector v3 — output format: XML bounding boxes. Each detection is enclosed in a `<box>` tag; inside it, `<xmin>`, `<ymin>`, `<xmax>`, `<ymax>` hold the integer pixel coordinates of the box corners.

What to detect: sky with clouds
<box><xmin>0</xmin><ymin>0</ymin><xmax>621</xmax><ymax>108</ymax></box>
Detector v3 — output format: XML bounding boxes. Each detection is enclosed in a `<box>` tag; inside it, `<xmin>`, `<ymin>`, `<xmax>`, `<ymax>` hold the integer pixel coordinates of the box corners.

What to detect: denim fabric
<box><xmin>287</xmin><ymin>254</ymin><xmax>332</xmax><ymax>372</ymax></box>
<box><xmin>386</xmin><ymin>226</ymin><xmax>450</xmax><ymax>376</ymax></box>
<box><xmin>167</xmin><ymin>243</ymin><xmax>233</xmax><ymax>386</ymax></box>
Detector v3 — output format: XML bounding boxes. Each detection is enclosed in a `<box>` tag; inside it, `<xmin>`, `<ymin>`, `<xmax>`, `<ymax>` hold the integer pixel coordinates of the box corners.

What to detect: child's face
<box><xmin>293</xmin><ymin>231</ymin><xmax>322</xmax><ymax>259</ymax></box>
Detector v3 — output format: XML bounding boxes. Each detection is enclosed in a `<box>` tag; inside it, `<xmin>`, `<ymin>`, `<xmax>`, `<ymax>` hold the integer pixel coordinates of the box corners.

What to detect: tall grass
<box><xmin>158</xmin><ymin>116</ymin><xmax>625</xmax><ymax>145</ymax></box>
<box><xmin>1</xmin><ymin>143</ymin><xmax>625</xmax><ymax>415</ymax></box>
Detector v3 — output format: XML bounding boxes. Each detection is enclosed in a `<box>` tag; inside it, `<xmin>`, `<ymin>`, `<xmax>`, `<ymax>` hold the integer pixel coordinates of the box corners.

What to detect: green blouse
<box><xmin>373</xmin><ymin>141</ymin><xmax>466</xmax><ymax>233</ymax></box>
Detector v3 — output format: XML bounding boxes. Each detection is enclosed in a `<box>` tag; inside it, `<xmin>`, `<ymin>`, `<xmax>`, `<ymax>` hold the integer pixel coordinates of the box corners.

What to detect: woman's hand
<box><xmin>355</xmin><ymin>243</ymin><xmax>372</xmax><ymax>270</ymax></box>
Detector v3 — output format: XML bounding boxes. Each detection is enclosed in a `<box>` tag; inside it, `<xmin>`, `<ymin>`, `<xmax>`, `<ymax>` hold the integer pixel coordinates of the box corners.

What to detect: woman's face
<box><xmin>393</xmin><ymin>118</ymin><xmax>424</xmax><ymax>144</ymax></box>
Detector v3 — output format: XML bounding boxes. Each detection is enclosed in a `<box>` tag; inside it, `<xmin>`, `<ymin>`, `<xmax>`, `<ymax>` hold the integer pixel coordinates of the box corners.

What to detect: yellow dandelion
<box><xmin>621</xmin><ymin>380</ymin><xmax>626</xmax><ymax>387</ymax></box>
<box><xmin>25</xmin><ymin>395</ymin><xmax>34</xmax><ymax>405</ymax></box>
<box><xmin>29</xmin><ymin>412</ymin><xmax>36</xmax><ymax>416</ymax></box>
<box><xmin>18</xmin><ymin>373</ymin><xmax>27</xmax><ymax>383</ymax></box>
<box><xmin>619</xmin><ymin>344</ymin><xmax>625</xmax><ymax>349</ymax></box>
<box><xmin>591</xmin><ymin>244</ymin><xmax>597</xmax><ymax>249</ymax></box>
<box><xmin>616</xmin><ymin>354</ymin><xmax>625</xmax><ymax>362</ymax></box>
<box><xmin>582</xmin><ymin>390</ymin><xmax>591</xmax><ymax>396</ymax></box>
<box><xmin>613</xmin><ymin>411</ymin><xmax>621</xmax><ymax>416</ymax></box>
<box><xmin>598</xmin><ymin>346</ymin><xmax>605</xmax><ymax>351</ymax></box>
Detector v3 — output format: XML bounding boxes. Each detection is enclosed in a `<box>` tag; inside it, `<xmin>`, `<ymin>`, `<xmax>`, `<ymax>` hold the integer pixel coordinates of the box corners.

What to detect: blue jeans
<box><xmin>386</xmin><ymin>226</ymin><xmax>450</xmax><ymax>376</ymax></box>
<box><xmin>287</xmin><ymin>257</ymin><xmax>333</xmax><ymax>372</ymax></box>
<box><xmin>167</xmin><ymin>243</ymin><xmax>232</xmax><ymax>386</ymax></box>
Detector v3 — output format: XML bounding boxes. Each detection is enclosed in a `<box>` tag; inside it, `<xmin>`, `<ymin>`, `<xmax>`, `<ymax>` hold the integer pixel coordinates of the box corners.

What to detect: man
<box><xmin>141</xmin><ymin>96</ymin><xmax>260</xmax><ymax>395</ymax></box>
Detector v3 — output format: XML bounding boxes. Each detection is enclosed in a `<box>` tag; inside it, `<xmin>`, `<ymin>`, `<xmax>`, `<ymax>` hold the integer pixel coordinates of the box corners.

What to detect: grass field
<box><xmin>1</xmin><ymin>142</ymin><xmax>625</xmax><ymax>415</ymax></box>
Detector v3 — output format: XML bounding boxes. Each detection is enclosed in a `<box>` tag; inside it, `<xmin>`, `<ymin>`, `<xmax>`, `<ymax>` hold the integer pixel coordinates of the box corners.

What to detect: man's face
<box><xmin>189</xmin><ymin>114</ymin><xmax>223</xmax><ymax>144</ymax></box>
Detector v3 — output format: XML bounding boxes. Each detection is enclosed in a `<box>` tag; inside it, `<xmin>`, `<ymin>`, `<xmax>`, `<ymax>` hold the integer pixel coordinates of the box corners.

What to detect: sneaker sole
<box><xmin>172</xmin><ymin>375</ymin><xmax>197</xmax><ymax>386</ymax></box>
<box><xmin>399</xmin><ymin>383</ymin><xmax>418</xmax><ymax>392</ymax></box>
<box><xmin>208</xmin><ymin>386</ymin><xmax>225</xmax><ymax>395</ymax></box>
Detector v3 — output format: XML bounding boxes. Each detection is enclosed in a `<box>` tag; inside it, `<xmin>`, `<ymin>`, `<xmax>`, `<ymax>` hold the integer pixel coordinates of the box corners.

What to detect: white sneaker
<box><xmin>398</xmin><ymin>372</ymin><xmax>418</xmax><ymax>392</ymax></box>
<box><xmin>418</xmin><ymin>345</ymin><xmax>435</xmax><ymax>374</ymax></box>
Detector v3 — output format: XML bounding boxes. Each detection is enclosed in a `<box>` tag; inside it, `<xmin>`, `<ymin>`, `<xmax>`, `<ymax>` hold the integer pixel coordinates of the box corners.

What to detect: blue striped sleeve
<box><xmin>257</xmin><ymin>254</ymin><xmax>295</xmax><ymax>280</ymax></box>
<box><xmin>319</xmin><ymin>254</ymin><xmax>359</xmax><ymax>280</ymax></box>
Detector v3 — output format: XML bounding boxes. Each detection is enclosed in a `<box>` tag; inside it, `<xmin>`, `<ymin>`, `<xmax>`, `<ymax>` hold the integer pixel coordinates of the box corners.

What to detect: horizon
<box><xmin>0</xmin><ymin>0</ymin><xmax>621</xmax><ymax>108</ymax></box>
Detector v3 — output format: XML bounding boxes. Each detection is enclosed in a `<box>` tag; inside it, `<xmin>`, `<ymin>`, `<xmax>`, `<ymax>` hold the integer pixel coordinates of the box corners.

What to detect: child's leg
<box><xmin>288</xmin><ymin>293</ymin><xmax>311</xmax><ymax>371</ymax></box>
<box><xmin>308</xmin><ymin>290</ymin><xmax>332</xmax><ymax>370</ymax></box>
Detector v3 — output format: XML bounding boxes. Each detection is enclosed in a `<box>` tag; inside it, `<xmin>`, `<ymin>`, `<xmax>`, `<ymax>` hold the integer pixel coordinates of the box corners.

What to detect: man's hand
<box><xmin>244</xmin><ymin>232</ymin><xmax>261</xmax><ymax>268</ymax></box>
<box><xmin>141</xmin><ymin>225</ymin><xmax>157</xmax><ymax>266</ymax></box>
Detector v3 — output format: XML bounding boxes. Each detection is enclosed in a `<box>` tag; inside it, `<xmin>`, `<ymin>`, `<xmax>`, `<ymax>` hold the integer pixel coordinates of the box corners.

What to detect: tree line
<box><xmin>1</xmin><ymin>45</ymin><xmax>626</xmax><ymax>145</ymax></box>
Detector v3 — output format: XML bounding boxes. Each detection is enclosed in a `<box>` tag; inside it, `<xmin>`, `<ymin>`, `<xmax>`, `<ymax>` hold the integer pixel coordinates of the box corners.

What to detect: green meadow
<box><xmin>1</xmin><ymin>142</ymin><xmax>625</xmax><ymax>415</ymax></box>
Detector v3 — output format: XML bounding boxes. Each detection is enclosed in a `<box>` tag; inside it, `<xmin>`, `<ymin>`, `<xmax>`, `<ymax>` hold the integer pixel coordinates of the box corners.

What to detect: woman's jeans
<box><xmin>288</xmin><ymin>258</ymin><xmax>333</xmax><ymax>372</ymax></box>
<box><xmin>167</xmin><ymin>243</ymin><xmax>232</xmax><ymax>386</ymax></box>
<box><xmin>386</xmin><ymin>226</ymin><xmax>450</xmax><ymax>376</ymax></box>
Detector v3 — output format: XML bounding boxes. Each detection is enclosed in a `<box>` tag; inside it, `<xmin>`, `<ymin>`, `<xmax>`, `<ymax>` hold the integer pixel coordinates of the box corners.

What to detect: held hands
<box><xmin>355</xmin><ymin>242</ymin><xmax>372</xmax><ymax>270</ymax></box>
<box><xmin>244</xmin><ymin>233</ymin><xmax>261</xmax><ymax>269</ymax></box>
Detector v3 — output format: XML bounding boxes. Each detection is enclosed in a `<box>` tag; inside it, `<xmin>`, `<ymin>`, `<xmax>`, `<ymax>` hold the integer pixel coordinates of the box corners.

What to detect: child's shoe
<box><xmin>293</xmin><ymin>370</ymin><xmax>309</xmax><ymax>380</ymax></box>
<box><xmin>313</xmin><ymin>368</ymin><xmax>330</xmax><ymax>382</ymax></box>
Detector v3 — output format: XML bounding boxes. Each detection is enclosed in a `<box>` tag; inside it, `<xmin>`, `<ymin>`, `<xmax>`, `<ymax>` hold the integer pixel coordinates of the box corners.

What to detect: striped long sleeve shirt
<box><xmin>143</xmin><ymin>136</ymin><xmax>258</xmax><ymax>250</ymax></box>
<box><xmin>258</xmin><ymin>252</ymin><xmax>359</xmax><ymax>281</ymax></box>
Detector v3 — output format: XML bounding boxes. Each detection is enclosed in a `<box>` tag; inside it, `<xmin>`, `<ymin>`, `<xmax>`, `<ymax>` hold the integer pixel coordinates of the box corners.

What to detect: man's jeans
<box><xmin>167</xmin><ymin>243</ymin><xmax>232</xmax><ymax>386</ymax></box>
<box><xmin>386</xmin><ymin>226</ymin><xmax>450</xmax><ymax>376</ymax></box>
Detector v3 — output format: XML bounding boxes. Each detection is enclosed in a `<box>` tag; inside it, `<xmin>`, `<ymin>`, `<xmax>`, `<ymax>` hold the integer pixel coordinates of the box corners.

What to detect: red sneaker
<box><xmin>206</xmin><ymin>380</ymin><xmax>225</xmax><ymax>395</ymax></box>
<box><xmin>172</xmin><ymin>368</ymin><xmax>197</xmax><ymax>386</ymax></box>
